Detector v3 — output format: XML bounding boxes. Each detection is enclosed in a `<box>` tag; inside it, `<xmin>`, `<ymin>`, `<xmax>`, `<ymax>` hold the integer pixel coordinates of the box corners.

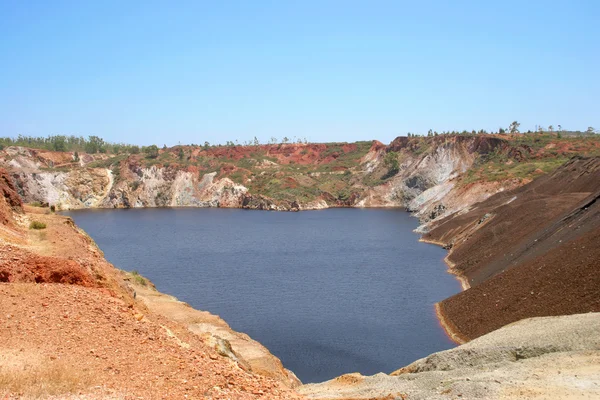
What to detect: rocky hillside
<box><xmin>4</xmin><ymin>134</ymin><xmax>598</xmax><ymax>227</ymax></box>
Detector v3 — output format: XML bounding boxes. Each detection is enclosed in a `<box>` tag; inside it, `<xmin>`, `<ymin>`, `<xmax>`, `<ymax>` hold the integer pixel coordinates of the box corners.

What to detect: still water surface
<box><xmin>64</xmin><ymin>208</ymin><xmax>460</xmax><ymax>383</ymax></box>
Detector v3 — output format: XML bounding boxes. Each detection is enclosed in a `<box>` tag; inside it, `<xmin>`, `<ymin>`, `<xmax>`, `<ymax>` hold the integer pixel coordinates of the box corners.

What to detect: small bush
<box><xmin>143</xmin><ymin>144</ymin><xmax>159</xmax><ymax>159</ymax></box>
<box><xmin>384</xmin><ymin>152</ymin><xmax>400</xmax><ymax>174</ymax></box>
<box><xmin>130</xmin><ymin>181</ymin><xmax>140</xmax><ymax>191</ymax></box>
<box><xmin>130</xmin><ymin>270</ymin><xmax>147</xmax><ymax>286</ymax></box>
<box><xmin>29</xmin><ymin>221</ymin><xmax>47</xmax><ymax>230</ymax></box>
<box><xmin>29</xmin><ymin>201</ymin><xmax>43</xmax><ymax>207</ymax></box>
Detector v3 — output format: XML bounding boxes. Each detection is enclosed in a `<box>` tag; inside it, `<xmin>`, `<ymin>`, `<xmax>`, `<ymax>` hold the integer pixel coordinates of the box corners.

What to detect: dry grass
<box><xmin>8</xmin><ymin>282</ymin><xmax>41</xmax><ymax>296</ymax></box>
<box><xmin>0</xmin><ymin>357</ymin><xmax>92</xmax><ymax>398</ymax></box>
<box><xmin>29</xmin><ymin>221</ymin><xmax>47</xmax><ymax>230</ymax></box>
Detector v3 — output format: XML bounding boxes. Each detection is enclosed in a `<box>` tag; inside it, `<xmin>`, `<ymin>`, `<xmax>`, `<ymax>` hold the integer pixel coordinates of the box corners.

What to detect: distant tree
<box><xmin>427</xmin><ymin>129</ymin><xmax>433</xmax><ymax>137</ymax></box>
<box><xmin>498</xmin><ymin>128</ymin><xmax>506</xmax><ymax>134</ymax></box>
<box><xmin>85</xmin><ymin>136</ymin><xmax>105</xmax><ymax>154</ymax></box>
<box><xmin>587</xmin><ymin>126</ymin><xmax>596</xmax><ymax>134</ymax></box>
<box><xmin>178</xmin><ymin>147</ymin><xmax>184</xmax><ymax>160</ymax></box>
<box><xmin>73</xmin><ymin>151</ymin><xmax>79</xmax><ymax>162</ymax></box>
<box><xmin>253</xmin><ymin>136</ymin><xmax>259</xmax><ymax>146</ymax></box>
<box><xmin>509</xmin><ymin>121</ymin><xmax>520</xmax><ymax>134</ymax></box>
<box><xmin>130</xmin><ymin>146</ymin><xmax>140</xmax><ymax>154</ymax></box>
<box><xmin>204</xmin><ymin>141</ymin><xmax>210</xmax><ymax>150</ymax></box>
<box><xmin>557</xmin><ymin>124</ymin><xmax>562</xmax><ymax>132</ymax></box>
<box><xmin>51</xmin><ymin>135</ymin><xmax>67</xmax><ymax>152</ymax></box>
<box><xmin>269</xmin><ymin>137</ymin><xmax>277</xmax><ymax>144</ymax></box>
<box><xmin>144</xmin><ymin>144</ymin><xmax>159</xmax><ymax>159</ymax></box>
<box><xmin>548</xmin><ymin>125</ymin><xmax>554</xmax><ymax>132</ymax></box>
<box><xmin>282</xmin><ymin>137</ymin><xmax>289</xmax><ymax>144</ymax></box>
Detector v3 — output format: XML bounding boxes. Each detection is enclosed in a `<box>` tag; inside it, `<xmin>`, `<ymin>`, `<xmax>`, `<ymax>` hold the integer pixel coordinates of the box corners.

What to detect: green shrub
<box><xmin>144</xmin><ymin>145</ymin><xmax>159</xmax><ymax>159</ymax></box>
<box><xmin>130</xmin><ymin>181</ymin><xmax>140</xmax><ymax>191</ymax></box>
<box><xmin>383</xmin><ymin>151</ymin><xmax>400</xmax><ymax>177</ymax></box>
<box><xmin>130</xmin><ymin>270</ymin><xmax>147</xmax><ymax>286</ymax></box>
<box><xmin>29</xmin><ymin>221</ymin><xmax>47</xmax><ymax>230</ymax></box>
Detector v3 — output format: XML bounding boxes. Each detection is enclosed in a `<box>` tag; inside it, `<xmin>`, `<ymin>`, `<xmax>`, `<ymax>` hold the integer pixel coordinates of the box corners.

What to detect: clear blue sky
<box><xmin>1</xmin><ymin>1</ymin><xmax>598</xmax><ymax>146</ymax></box>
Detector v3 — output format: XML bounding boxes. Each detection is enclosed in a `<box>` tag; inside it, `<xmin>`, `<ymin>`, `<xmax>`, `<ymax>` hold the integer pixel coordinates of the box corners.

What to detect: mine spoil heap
<box><xmin>428</xmin><ymin>156</ymin><xmax>600</xmax><ymax>341</ymax></box>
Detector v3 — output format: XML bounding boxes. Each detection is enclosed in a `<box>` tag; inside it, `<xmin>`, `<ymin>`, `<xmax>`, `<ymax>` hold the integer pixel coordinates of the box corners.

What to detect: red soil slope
<box><xmin>185</xmin><ymin>142</ymin><xmax>360</xmax><ymax>165</ymax></box>
<box><xmin>0</xmin><ymin>284</ymin><xmax>303</xmax><ymax>399</ymax></box>
<box><xmin>0</xmin><ymin>168</ymin><xmax>23</xmax><ymax>226</ymax></box>
<box><xmin>0</xmin><ymin>167</ymin><xmax>114</xmax><ymax>287</ymax></box>
<box><xmin>0</xmin><ymin>168</ymin><xmax>303</xmax><ymax>399</ymax></box>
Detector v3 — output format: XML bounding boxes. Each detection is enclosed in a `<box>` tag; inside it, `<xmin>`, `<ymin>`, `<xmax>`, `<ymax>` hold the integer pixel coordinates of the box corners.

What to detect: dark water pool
<box><xmin>63</xmin><ymin>207</ymin><xmax>460</xmax><ymax>383</ymax></box>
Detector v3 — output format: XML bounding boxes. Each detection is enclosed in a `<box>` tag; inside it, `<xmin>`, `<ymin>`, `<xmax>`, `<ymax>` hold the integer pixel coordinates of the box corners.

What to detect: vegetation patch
<box><xmin>0</xmin><ymin>359</ymin><xmax>92</xmax><ymax>398</ymax></box>
<box><xmin>130</xmin><ymin>270</ymin><xmax>148</xmax><ymax>286</ymax></box>
<box><xmin>130</xmin><ymin>180</ymin><xmax>141</xmax><ymax>191</ymax></box>
<box><xmin>29</xmin><ymin>221</ymin><xmax>47</xmax><ymax>230</ymax></box>
<box><xmin>87</xmin><ymin>155</ymin><xmax>128</xmax><ymax>169</ymax></box>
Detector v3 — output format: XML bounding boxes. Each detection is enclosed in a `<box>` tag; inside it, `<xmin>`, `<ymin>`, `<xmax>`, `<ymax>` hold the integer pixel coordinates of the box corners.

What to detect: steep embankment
<box><xmin>358</xmin><ymin>135</ymin><xmax>522</xmax><ymax>225</ymax></box>
<box><xmin>425</xmin><ymin>156</ymin><xmax>600</xmax><ymax>341</ymax></box>
<box><xmin>0</xmin><ymin>168</ymin><xmax>302</xmax><ymax>399</ymax></box>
